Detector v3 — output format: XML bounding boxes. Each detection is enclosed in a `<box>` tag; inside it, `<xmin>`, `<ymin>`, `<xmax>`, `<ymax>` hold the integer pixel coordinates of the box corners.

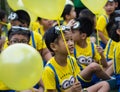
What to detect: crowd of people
<box><xmin>0</xmin><ymin>0</ymin><xmax>120</xmax><ymax>92</ymax></box>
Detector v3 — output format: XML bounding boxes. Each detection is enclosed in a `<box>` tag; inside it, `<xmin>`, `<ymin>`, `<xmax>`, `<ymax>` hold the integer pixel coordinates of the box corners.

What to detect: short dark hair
<box><xmin>0</xmin><ymin>9</ymin><xmax>6</xmax><ymax>21</ymax></box>
<box><xmin>76</xmin><ymin>17</ymin><xmax>94</xmax><ymax>37</ymax></box>
<box><xmin>43</xmin><ymin>26</ymin><xmax>59</xmax><ymax>52</ymax></box>
<box><xmin>8</xmin><ymin>28</ymin><xmax>31</xmax><ymax>42</ymax></box>
<box><xmin>110</xmin><ymin>21</ymin><xmax>120</xmax><ymax>42</ymax></box>
<box><xmin>79</xmin><ymin>9</ymin><xmax>95</xmax><ymax>24</ymax></box>
<box><xmin>15</xmin><ymin>10</ymin><xmax>31</xmax><ymax>27</ymax></box>
<box><xmin>107</xmin><ymin>11</ymin><xmax>120</xmax><ymax>37</ymax></box>
<box><xmin>61</xmin><ymin>4</ymin><xmax>73</xmax><ymax>20</ymax></box>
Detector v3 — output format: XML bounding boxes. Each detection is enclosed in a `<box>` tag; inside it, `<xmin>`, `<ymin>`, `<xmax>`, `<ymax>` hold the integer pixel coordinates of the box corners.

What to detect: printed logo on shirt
<box><xmin>61</xmin><ymin>76</ymin><xmax>75</xmax><ymax>90</ymax></box>
<box><xmin>77</xmin><ymin>55</ymin><xmax>93</xmax><ymax>65</ymax></box>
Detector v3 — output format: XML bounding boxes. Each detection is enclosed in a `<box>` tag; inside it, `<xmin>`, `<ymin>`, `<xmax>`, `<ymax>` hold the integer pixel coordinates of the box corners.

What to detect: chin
<box><xmin>70</xmin><ymin>51</ymin><xmax>74</xmax><ymax>54</ymax></box>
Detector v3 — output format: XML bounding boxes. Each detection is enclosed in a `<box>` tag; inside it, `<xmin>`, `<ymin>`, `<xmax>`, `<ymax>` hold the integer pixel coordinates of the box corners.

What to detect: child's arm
<box><xmin>98</xmin><ymin>31</ymin><xmax>108</xmax><ymax>45</ymax></box>
<box><xmin>39</xmin><ymin>48</ymin><xmax>52</xmax><ymax>61</ymax></box>
<box><xmin>96</xmin><ymin>45</ymin><xmax>108</xmax><ymax>68</ymax></box>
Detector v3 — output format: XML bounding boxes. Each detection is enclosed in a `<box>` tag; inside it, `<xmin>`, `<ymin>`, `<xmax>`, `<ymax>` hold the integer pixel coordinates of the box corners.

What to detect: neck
<box><xmin>54</xmin><ymin>54</ymin><xmax>68</xmax><ymax>66</ymax></box>
<box><xmin>65</xmin><ymin>19</ymin><xmax>70</xmax><ymax>24</ymax></box>
<box><xmin>77</xmin><ymin>40</ymin><xmax>87</xmax><ymax>48</ymax></box>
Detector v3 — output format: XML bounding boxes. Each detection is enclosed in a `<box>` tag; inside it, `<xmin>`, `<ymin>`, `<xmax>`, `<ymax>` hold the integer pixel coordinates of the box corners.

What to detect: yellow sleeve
<box><xmin>42</xmin><ymin>66</ymin><xmax>56</xmax><ymax>90</ymax></box>
<box><xmin>114</xmin><ymin>43</ymin><xmax>120</xmax><ymax>74</ymax></box>
<box><xmin>96</xmin><ymin>15</ymin><xmax>107</xmax><ymax>32</ymax></box>
<box><xmin>104</xmin><ymin>39</ymin><xmax>117</xmax><ymax>60</ymax></box>
<box><xmin>30</xmin><ymin>21</ymin><xmax>40</xmax><ymax>32</ymax></box>
<box><xmin>29</xmin><ymin>31</ymin><xmax>46</xmax><ymax>50</ymax></box>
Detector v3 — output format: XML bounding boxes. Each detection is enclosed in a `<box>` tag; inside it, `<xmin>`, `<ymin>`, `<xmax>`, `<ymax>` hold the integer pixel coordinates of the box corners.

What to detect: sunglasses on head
<box><xmin>71</xmin><ymin>21</ymin><xmax>80</xmax><ymax>30</ymax></box>
<box><xmin>8</xmin><ymin>12</ymin><xmax>18</xmax><ymax>21</ymax></box>
<box><xmin>11</xmin><ymin>26</ymin><xmax>29</xmax><ymax>31</ymax></box>
<box><xmin>55</xmin><ymin>25</ymin><xmax>71</xmax><ymax>34</ymax></box>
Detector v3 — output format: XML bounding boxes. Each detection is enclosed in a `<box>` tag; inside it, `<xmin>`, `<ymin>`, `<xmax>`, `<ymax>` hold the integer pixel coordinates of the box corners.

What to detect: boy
<box><xmin>0</xmin><ymin>26</ymin><xmax>44</xmax><ymax>92</ymax></box>
<box><xmin>7</xmin><ymin>10</ymin><xmax>52</xmax><ymax>61</ymax></box>
<box><xmin>61</xmin><ymin>4</ymin><xmax>76</xmax><ymax>25</ymax></box>
<box><xmin>96</xmin><ymin>0</ymin><xmax>117</xmax><ymax>49</ymax></box>
<box><xmin>42</xmin><ymin>25</ymin><xmax>110</xmax><ymax>92</ymax></box>
<box><xmin>30</xmin><ymin>17</ymin><xmax>54</xmax><ymax>36</ymax></box>
<box><xmin>71</xmin><ymin>17</ymin><xmax>111</xmax><ymax>88</ymax></box>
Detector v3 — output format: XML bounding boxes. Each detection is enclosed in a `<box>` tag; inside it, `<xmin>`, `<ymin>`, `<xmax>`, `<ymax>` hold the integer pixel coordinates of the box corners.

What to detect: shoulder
<box><xmin>67</xmin><ymin>55</ymin><xmax>77</xmax><ymax>65</ymax></box>
<box><xmin>31</xmin><ymin>31</ymin><xmax>43</xmax><ymax>41</ymax></box>
<box><xmin>97</xmin><ymin>15</ymin><xmax>108</xmax><ymax>23</ymax></box>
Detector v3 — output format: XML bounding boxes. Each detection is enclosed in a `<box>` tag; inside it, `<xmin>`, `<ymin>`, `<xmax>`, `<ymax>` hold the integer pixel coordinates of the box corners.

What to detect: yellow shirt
<box><xmin>30</xmin><ymin>21</ymin><xmax>45</xmax><ymax>36</ymax></box>
<box><xmin>2</xmin><ymin>31</ymin><xmax>47</xmax><ymax>90</ymax></box>
<box><xmin>96</xmin><ymin>15</ymin><xmax>109</xmax><ymax>41</ymax></box>
<box><xmin>3</xmin><ymin>31</ymin><xmax>46</xmax><ymax>51</ymax></box>
<box><xmin>42</xmin><ymin>56</ymin><xmax>80</xmax><ymax>92</ymax></box>
<box><xmin>114</xmin><ymin>42</ymin><xmax>120</xmax><ymax>74</ymax></box>
<box><xmin>74</xmin><ymin>41</ymin><xmax>101</xmax><ymax>69</ymax></box>
<box><xmin>2</xmin><ymin>32</ymin><xmax>46</xmax><ymax>90</ymax></box>
<box><xmin>29</xmin><ymin>31</ymin><xmax>46</xmax><ymax>50</ymax></box>
<box><xmin>1</xmin><ymin>23</ymin><xmax>11</xmax><ymax>37</ymax></box>
<box><xmin>104</xmin><ymin>39</ymin><xmax>117</xmax><ymax>61</ymax></box>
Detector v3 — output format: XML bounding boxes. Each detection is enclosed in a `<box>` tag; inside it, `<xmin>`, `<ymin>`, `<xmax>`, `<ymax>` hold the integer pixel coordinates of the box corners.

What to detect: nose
<box><xmin>68</xmin><ymin>40</ymin><xmax>74</xmax><ymax>46</ymax></box>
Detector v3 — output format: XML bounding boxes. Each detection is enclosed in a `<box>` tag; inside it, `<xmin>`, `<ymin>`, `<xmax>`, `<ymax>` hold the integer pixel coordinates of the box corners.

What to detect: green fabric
<box><xmin>73</xmin><ymin>0</ymin><xmax>85</xmax><ymax>8</ymax></box>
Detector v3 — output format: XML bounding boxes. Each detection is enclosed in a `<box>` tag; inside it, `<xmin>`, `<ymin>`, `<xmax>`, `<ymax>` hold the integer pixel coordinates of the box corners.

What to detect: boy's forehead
<box><xmin>108</xmin><ymin>0</ymin><xmax>114</xmax><ymax>2</ymax></box>
<box><xmin>108</xmin><ymin>0</ymin><xmax>116</xmax><ymax>2</ymax></box>
<box><xmin>64</xmin><ymin>30</ymin><xmax>72</xmax><ymax>36</ymax></box>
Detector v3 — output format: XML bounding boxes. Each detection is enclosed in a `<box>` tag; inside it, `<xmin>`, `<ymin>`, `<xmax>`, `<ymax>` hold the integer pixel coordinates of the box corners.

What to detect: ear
<box><xmin>50</xmin><ymin>43</ymin><xmax>57</xmax><ymax>52</ymax></box>
<box><xmin>116</xmin><ymin>29</ymin><xmax>120</xmax><ymax>35</ymax></box>
<box><xmin>81</xmin><ymin>33</ymin><xmax>87</xmax><ymax>39</ymax></box>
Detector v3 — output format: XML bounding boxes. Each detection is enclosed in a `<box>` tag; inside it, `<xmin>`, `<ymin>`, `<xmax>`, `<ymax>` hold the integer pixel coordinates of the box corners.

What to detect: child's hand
<box><xmin>66</xmin><ymin>19</ymin><xmax>75</xmax><ymax>27</ymax></box>
<box><xmin>71</xmin><ymin>81</ymin><xmax>82</xmax><ymax>92</ymax></box>
<box><xmin>96</xmin><ymin>45</ymin><xmax>104</xmax><ymax>55</ymax></box>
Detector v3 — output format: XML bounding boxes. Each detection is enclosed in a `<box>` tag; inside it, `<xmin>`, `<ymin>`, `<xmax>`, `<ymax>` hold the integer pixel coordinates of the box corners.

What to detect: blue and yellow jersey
<box><xmin>73</xmin><ymin>41</ymin><xmax>101</xmax><ymax>70</ymax></box>
<box><xmin>113</xmin><ymin>42</ymin><xmax>120</xmax><ymax>74</ymax></box>
<box><xmin>42</xmin><ymin>56</ymin><xmax>80</xmax><ymax>92</ymax></box>
<box><xmin>30</xmin><ymin>21</ymin><xmax>45</xmax><ymax>36</ymax></box>
<box><xmin>104</xmin><ymin>39</ymin><xmax>117</xmax><ymax>61</ymax></box>
<box><xmin>96</xmin><ymin>15</ymin><xmax>109</xmax><ymax>41</ymax></box>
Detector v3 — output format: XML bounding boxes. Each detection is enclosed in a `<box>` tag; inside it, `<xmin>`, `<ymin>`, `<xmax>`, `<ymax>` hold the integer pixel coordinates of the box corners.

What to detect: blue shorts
<box><xmin>99</xmin><ymin>41</ymin><xmax>106</xmax><ymax>49</ymax></box>
<box><xmin>77</xmin><ymin>74</ymin><xmax>100</xmax><ymax>88</ymax></box>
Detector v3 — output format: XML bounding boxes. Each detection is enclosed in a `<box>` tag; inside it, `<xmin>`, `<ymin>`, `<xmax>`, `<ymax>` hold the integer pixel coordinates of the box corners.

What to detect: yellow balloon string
<box><xmin>0</xmin><ymin>22</ymin><xmax>7</xmax><ymax>26</ymax></box>
<box><xmin>96</xmin><ymin>15</ymin><xmax>100</xmax><ymax>46</ymax></box>
<box><xmin>57</xmin><ymin>20</ymin><xmax>71</xmax><ymax>56</ymax></box>
<box><xmin>96</xmin><ymin>15</ymin><xmax>101</xmax><ymax>65</ymax></box>
<box><xmin>57</xmin><ymin>19</ymin><xmax>75</xmax><ymax>78</ymax></box>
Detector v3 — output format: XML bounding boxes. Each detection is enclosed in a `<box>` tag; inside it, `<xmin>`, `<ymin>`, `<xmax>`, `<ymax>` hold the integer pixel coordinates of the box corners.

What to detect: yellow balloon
<box><xmin>7</xmin><ymin>0</ymin><xmax>24</xmax><ymax>10</ymax></box>
<box><xmin>22</xmin><ymin>0</ymin><xmax>66</xmax><ymax>20</ymax></box>
<box><xmin>0</xmin><ymin>43</ymin><xmax>43</xmax><ymax>90</ymax></box>
<box><xmin>7</xmin><ymin>0</ymin><xmax>37</xmax><ymax>22</ymax></box>
<box><xmin>81</xmin><ymin>0</ymin><xmax>107</xmax><ymax>15</ymax></box>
